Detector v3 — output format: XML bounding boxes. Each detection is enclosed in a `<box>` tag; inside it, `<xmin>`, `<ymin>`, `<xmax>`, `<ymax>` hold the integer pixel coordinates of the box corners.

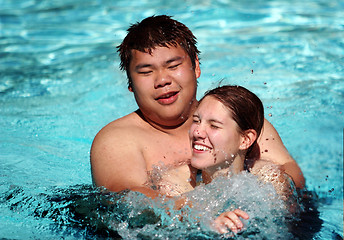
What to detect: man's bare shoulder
<box><xmin>90</xmin><ymin>112</ymin><xmax>149</xmax><ymax>192</ymax></box>
<box><xmin>91</xmin><ymin>112</ymin><xmax>148</xmax><ymax>161</ymax></box>
<box><xmin>95</xmin><ymin>112</ymin><xmax>143</xmax><ymax>140</ymax></box>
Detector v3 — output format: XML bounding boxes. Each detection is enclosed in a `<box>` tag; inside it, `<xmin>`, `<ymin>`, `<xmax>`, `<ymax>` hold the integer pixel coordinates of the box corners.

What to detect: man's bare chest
<box><xmin>141</xmin><ymin>136</ymin><xmax>191</xmax><ymax>171</ymax></box>
<box><xmin>143</xmin><ymin>143</ymin><xmax>191</xmax><ymax>171</ymax></box>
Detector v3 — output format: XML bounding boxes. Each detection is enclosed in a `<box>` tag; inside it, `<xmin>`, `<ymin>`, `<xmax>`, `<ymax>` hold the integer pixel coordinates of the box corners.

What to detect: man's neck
<box><xmin>135</xmin><ymin>101</ymin><xmax>199</xmax><ymax>135</ymax></box>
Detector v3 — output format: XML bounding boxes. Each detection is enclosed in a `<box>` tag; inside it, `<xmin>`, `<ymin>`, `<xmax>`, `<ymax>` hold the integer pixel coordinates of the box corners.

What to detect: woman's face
<box><xmin>189</xmin><ymin>96</ymin><xmax>244</xmax><ymax>172</ymax></box>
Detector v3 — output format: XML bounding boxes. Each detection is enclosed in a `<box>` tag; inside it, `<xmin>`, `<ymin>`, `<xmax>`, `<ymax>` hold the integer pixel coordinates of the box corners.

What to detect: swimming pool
<box><xmin>0</xmin><ymin>0</ymin><xmax>343</xmax><ymax>239</ymax></box>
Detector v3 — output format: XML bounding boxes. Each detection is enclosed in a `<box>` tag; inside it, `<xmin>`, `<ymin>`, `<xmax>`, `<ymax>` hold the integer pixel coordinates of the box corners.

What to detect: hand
<box><xmin>213</xmin><ymin>209</ymin><xmax>249</xmax><ymax>234</ymax></box>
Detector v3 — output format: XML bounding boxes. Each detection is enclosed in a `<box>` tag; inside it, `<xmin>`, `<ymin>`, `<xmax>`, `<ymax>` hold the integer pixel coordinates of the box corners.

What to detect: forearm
<box><xmin>258</xmin><ymin>119</ymin><xmax>305</xmax><ymax>189</ymax></box>
<box><xmin>282</xmin><ymin>161</ymin><xmax>305</xmax><ymax>189</ymax></box>
<box><xmin>130</xmin><ymin>186</ymin><xmax>162</xmax><ymax>199</ymax></box>
<box><xmin>131</xmin><ymin>186</ymin><xmax>191</xmax><ymax>214</ymax></box>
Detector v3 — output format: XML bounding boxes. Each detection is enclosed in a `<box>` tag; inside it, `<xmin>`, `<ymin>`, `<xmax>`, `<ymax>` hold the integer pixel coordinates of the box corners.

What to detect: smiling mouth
<box><xmin>193</xmin><ymin>144</ymin><xmax>211</xmax><ymax>151</ymax></box>
<box><xmin>156</xmin><ymin>91</ymin><xmax>178</xmax><ymax>100</ymax></box>
<box><xmin>155</xmin><ymin>91</ymin><xmax>179</xmax><ymax>104</ymax></box>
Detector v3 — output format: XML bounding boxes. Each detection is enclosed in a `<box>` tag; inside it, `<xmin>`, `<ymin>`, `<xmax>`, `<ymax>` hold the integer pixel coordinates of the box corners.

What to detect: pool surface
<box><xmin>0</xmin><ymin>0</ymin><xmax>343</xmax><ymax>239</ymax></box>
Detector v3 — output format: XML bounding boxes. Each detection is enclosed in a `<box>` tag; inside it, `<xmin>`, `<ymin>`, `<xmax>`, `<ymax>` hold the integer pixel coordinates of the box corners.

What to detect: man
<box><xmin>90</xmin><ymin>15</ymin><xmax>305</xmax><ymax>198</ymax></box>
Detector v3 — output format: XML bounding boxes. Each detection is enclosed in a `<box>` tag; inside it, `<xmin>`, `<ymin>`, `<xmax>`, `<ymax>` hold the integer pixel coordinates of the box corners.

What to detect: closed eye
<box><xmin>168</xmin><ymin>63</ymin><xmax>181</xmax><ymax>69</ymax></box>
<box><xmin>192</xmin><ymin>115</ymin><xmax>200</xmax><ymax>124</ymax></box>
<box><xmin>209</xmin><ymin>119</ymin><xmax>223</xmax><ymax>129</ymax></box>
<box><xmin>135</xmin><ymin>63</ymin><xmax>153</xmax><ymax>75</ymax></box>
<box><xmin>210</xmin><ymin>124</ymin><xmax>220</xmax><ymax>129</ymax></box>
<box><xmin>138</xmin><ymin>70</ymin><xmax>152</xmax><ymax>75</ymax></box>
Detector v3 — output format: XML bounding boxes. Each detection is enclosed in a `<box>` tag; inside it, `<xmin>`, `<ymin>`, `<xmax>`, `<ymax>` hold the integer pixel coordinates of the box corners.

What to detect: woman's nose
<box><xmin>193</xmin><ymin>124</ymin><xmax>206</xmax><ymax>139</ymax></box>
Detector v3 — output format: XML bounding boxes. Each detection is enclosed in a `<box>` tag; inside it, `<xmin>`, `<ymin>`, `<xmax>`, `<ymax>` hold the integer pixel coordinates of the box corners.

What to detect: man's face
<box><xmin>128</xmin><ymin>45</ymin><xmax>200</xmax><ymax>127</ymax></box>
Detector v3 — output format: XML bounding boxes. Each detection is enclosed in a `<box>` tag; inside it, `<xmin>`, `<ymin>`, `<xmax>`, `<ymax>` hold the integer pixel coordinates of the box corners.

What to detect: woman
<box><xmin>189</xmin><ymin>85</ymin><xmax>264</xmax><ymax>183</ymax></box>
<box><xmin>188</xmin><ymin>85</ymin><xmax>296</xmax><ymax>234</ymax></box>
<box><xmin>189</xmin><ymin>85</ymin><xmax>264</xmax><ymax>233</ymax></box>
<box><xmin>155</xmin><ymin>85</ymin><xmax>296</xmax><ymax>233</ymax></box>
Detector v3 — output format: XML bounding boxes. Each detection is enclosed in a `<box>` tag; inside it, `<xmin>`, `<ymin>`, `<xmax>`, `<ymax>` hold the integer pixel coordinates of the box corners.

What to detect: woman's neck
<box><xmin>202</xmin><ymin>152</ymin><xmax>246</xmax><ymax>184</ymax></box>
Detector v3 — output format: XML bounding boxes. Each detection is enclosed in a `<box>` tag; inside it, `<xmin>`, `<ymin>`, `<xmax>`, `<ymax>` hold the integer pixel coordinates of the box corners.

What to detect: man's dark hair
<box><xmin>117</xmin><ymin>15</ymin><xmax>200</xmax><ymax>88</ymax></box>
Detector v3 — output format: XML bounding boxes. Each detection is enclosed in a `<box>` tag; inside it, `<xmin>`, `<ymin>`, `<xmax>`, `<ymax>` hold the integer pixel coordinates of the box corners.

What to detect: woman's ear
<box><xmin>239</xmin><ymin>129</ymin><xmax>257</xmax><ymax>150</ymax></box>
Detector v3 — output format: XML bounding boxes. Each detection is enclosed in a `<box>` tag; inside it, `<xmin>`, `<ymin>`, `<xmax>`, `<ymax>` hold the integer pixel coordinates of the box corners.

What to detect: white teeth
<box><xmin>194</xmin><ymin>144</ymin><xmax>211</xmax><ymax>151</ymax></box>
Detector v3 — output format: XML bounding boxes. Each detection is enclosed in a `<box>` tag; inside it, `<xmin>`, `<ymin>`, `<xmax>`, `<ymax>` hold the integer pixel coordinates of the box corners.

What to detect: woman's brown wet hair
<box><xmin>201</xmin><ymin>85</ymin><xmax>264</xmax><ymax>154</ymax></box>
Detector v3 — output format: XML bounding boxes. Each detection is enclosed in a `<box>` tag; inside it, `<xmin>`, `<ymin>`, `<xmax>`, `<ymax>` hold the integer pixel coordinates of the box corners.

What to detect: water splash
<box><xmin>1</xmin><ymin>176</ymin><xmax>326</xmax><ymax>239</ymax></box>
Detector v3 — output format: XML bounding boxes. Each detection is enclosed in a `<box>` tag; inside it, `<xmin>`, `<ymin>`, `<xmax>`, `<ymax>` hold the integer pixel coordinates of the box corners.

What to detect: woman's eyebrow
<box><xmin>208</xmin><ymin>119</ymin><xmax>224</xmax><ymax>124</ymax></box>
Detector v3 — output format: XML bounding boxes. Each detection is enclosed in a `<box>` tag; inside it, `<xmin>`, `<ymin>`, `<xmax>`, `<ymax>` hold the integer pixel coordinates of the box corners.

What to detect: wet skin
<box><xmin>91</xmin><ymin>45</ymin><xmax>305</xmax><ymax>198</ymax></box>
<box><xmin>190</xmin><ymin>96</ymin><xmax>249</xmax><ymax>176</ymax></box>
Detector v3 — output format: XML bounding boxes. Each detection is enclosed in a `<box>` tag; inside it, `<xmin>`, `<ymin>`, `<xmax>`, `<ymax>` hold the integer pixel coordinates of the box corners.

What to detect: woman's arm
<box><xmin>213</xmin><ymin>209</ymin><xmax>249</xmax><ymax>234</ymax></box>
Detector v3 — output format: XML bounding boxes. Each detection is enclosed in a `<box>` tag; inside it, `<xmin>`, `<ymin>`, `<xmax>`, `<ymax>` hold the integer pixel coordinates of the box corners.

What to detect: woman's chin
<box><xmin>190</xmin><ymin>159</ymin><xmax>210</xmax><ymax>170</ymax></box>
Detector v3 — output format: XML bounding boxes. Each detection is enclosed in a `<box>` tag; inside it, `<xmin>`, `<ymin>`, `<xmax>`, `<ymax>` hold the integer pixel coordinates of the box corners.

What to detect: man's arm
<box><xmin>257</xmin><ymin>119</ymin><xmax>305</xmax><ymax>189</ymax></box>
<box><xmin>90</xmin><ymin>124</ymin><xmax>156</xmax><ymax>197</ymax></box>
<box><xmin>90</xmin><ymin>126</ymin><xmax>190</xmax><ymax>206</ymax></box>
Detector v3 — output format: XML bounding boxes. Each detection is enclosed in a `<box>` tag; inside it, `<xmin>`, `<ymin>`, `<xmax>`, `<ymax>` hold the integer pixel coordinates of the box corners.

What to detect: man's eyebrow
<box><xmin>166</xmin><ymin>56</ymin><xmax>183</xmax><ymax>64</ymax></box>
<box><xmin>135</xmin><ymin>64</ymin><xmax>152</xmax><ymax>71</ymax></box>
<box><xmin>134</xmin><ymin>56</ymin><xmax>184</xmax><ymax>71</ymax></box>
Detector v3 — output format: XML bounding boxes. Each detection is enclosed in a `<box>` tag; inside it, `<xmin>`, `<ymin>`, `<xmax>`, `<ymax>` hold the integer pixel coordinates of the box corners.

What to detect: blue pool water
<box><xmin>0</xmin><ymin>0</ymin><xmax>343</xmax><ymax>239</ymax></box>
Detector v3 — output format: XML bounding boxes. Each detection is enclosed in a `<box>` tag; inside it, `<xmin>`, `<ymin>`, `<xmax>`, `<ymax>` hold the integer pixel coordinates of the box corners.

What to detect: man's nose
<box><xmin>154</xmin><ymin>70</ymin><xmax>172</xmax><ymax>88</ymax></box>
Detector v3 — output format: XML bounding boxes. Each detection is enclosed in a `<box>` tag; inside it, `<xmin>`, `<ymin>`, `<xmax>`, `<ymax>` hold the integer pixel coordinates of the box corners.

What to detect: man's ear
<box><xmin>194</xmin><ymin>55</ymin><xmax>201</xmax><ymax>78</ymax></box>
<box><xmin>239</xmin><ymin>129</ymin><xmax>257</xmax><ymax>150</ymax></box>
<box><xmin>128</xmin><ymin>80</ymin><xmax>133</xmax><ymax>92</ymax></box>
